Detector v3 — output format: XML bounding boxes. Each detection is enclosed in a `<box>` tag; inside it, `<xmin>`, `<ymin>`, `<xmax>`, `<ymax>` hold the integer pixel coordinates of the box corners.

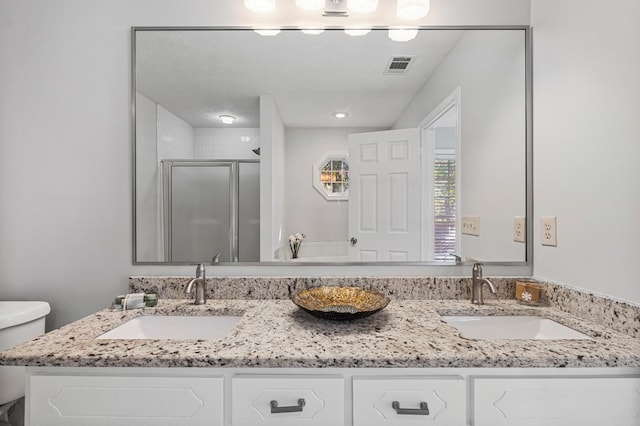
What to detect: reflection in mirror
<box><xmin>134</xmin><ymin>27</ymin><xmax>529</xmax><ymax>265</ymax></box>
<box><xmin>161</xmin><ymin>160</ymin><xmax>260</xmax><ymax>263</ymax></box>
<box><xmin>313</xmin><ymin>151</ymin><xmax>350</xmax><ymax>201</ymax></box>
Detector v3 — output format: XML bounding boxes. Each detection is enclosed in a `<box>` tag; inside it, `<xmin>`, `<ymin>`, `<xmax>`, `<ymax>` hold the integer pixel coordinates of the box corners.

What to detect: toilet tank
<box><xmin>0</xmin><ymin>301</ymin><xmax>51</xmax><ymax>405</ymax></box>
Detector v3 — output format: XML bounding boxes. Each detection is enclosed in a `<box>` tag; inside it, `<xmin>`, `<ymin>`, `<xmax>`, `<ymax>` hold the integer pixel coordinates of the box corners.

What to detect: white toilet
<box><xmin>0</xmin><ymin>301</ymin><xmax>50</xmax><ymax>423</ymax></box>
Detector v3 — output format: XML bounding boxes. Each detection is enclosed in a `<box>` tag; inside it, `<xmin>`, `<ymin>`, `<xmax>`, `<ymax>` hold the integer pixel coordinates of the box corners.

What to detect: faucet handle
<box><xmin>195</xmin><ymin>263</ymin><xmax>205</xmax><ymax>278</ymax></box>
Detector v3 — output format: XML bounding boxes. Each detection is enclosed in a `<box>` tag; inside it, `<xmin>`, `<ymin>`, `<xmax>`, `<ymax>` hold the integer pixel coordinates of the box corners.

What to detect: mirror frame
<box><xmin>131</xmin><ymin>25</ymin><xmax>533</xmax><ymax>273</ymax></box>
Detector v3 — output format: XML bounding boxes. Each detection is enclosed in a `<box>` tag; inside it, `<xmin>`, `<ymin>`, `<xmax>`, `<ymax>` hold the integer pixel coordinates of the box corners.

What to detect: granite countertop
<box><xmin>1</xmin><ymin>299</ymin><xmax>639</xmax><ymax>369</ymax></box>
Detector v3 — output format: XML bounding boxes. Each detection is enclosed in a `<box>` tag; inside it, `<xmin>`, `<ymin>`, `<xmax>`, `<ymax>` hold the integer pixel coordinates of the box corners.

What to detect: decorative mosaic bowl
<box><xmin>291</xmin><ymin>286</ymin><xmax>390</xmax><ymax>320</ymax></box>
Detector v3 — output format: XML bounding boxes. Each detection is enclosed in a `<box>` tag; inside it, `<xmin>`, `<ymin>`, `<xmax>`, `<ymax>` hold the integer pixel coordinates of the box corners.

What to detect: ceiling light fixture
<box><xmin>301</xmin><ymin>28</ymin><xmax>325</xmax><ymax>35</ymax></box>
<box><xmin>219</xmin><ymin>115</ymin><xmax>236</xmax><ymax>125</ymax></box>
<box><xmin>347</xmin><ymin>0</ymin><xmax>378</xmax><ymax>14</ymax></box>
<box><xmin>344</xmin><ymin>28</ymin><xmax>371</xmax><ymax>36</ymax></box>
<box><xmin>396</xmin><ymin>0</ymin><xmax>430</xmax><ymax>20</ymax></box>
<box><xmin>254</xmin><ymin>28</ymin><xmax>281</xmax><ymax>36</ymax></box>
<box><xmin>295</xmin><ymin>0</ymin><xmax>325</xmax><ymax>11</ymax></box>
<box><xmin>388</xmin><ymin>27</ymin><xmax>419</xmax><ymax>42</ymax></box>
<box><xmin>243</xmin><ymin>0</ymin><xmax>276</xmax><ymax>13</ymax></box>
<box><xmin>333</xmin><ymin>112</ymin><xmax>349</xmax><ymax>119</ymax></box>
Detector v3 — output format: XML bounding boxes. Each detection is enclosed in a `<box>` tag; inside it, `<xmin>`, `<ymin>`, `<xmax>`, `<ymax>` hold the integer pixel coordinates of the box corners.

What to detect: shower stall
<box><xmin>162</xmin><ymin>159</ymin><xmax>260</xmax><ymax>263</ymax></box>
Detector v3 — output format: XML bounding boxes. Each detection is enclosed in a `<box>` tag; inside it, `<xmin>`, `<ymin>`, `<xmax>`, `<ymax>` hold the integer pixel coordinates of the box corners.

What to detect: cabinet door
<box><xmin>473</xmin><ymin>377</ymin><xmax>640</xmax><ymax>426</ymax></box>
<box><xmin>231</xmin><ymin>375</ymin><xmax>344</xmax><ymax>426</ymax></box>
<box><xmin>353</xmin><ymin>376</ymin><xmax>466</xmax><ymax>425</ymax></box>
<box><xmin>28</xmin><ymin>374</ymin><xmax>223</xmax><ymax>426</ymax></box>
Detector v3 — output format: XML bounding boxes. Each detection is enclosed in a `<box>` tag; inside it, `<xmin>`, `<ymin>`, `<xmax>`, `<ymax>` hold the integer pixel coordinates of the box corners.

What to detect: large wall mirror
<box><xmin>133</xmin><ymin>26</ymin><xmax>531</xmax><ymax>266</ymax></box>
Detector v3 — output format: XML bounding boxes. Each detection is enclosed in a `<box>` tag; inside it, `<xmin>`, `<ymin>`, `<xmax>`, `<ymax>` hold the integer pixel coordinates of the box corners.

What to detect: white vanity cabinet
<box><xmin>352</xmin><ymin>376</ymin><xmax>466</xmax><ymax>425</ymax></box>
<box><xmin>473</xmin><ymin>376</ymin><xmax>640</xmax><ymax>426</ymax></box>
<box><xmin>27</xmin><ymin>373</ymin><xmax>224</xmax><ymax>426</ymax></box>
<box><xmin>24</xmin><ymin>368</ymin><xmax>640</xmax><ymax>426</ymax></box>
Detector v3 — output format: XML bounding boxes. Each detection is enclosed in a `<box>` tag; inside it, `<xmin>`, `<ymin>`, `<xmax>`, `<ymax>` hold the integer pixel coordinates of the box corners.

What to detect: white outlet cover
<box><xmin>514</xmin><ymin>216</ymin><xmax>526</xmax><ymax>243</ymax></box>
<box><xmin>462</xmin><ymin>215</ymin><xmax>480</xmax><ymax>236</ymax></box>
<box><xmin>540</xmin><ymin>216</ymin><xmax>557</xmax><ymax>246</ymax></box>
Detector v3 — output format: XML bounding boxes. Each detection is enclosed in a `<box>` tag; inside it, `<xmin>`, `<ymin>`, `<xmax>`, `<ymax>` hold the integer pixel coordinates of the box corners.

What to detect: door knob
<box><xmin>350</xmin><ymin>237</ymin><xmax>358</xmax><ymax>245</ymax></box>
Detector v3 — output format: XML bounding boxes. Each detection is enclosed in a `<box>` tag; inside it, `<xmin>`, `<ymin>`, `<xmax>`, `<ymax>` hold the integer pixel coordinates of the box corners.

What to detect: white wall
<box><xmin>135</xmin><ymin>95</ymin><xmax>195</xmax><ymax>261</ymax></box>
<box><xmin>156</xmin><ymin>105</ymin><xmax>194</xmax><ymax>160</ymax></box>
<box><xmin>0</xmin><ymin>0</ymin><xmax>532</xmax><ymax>329</ymax></box>
<box><xmin>395</xmin><ymin>30</ymin><xmax>527</xmax><ymax>262</ymax></box>
<box><xmin>194</xmin><ymin>128</ymin><xmax>260</xmax><ymax>160</ymax></box>
<box><xmin>135</xmin><ymin>92</ymin><xmax>159</xmax><ymax>261</ymax></box>
<box><xmin>531</xmin><ymin>0</ymin><xmax>640</xmax><ymax>303</ymax></box>
<box><xmin>259</xmin><ymin>95</ymin><xmax>286</xmax><ymax>260</ymax></box>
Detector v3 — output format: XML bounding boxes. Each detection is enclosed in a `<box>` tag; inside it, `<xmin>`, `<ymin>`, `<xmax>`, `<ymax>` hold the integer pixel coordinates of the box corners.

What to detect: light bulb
<box><xmin>397</xmin><ymin>0</ymin><xmax>430</xmax><ymax>20</ymax></box>
<box><xmin>388</xmin><ymin>27</ymin><xmax>419</xmax><ymax>42</ymax></box>
<box><xmin>254</xmin><ymin>28</ymin><xmax>281</xmax><ymax>36</ymax></box>
<box><xmin>301</xmin><ymin>28</ymin><xmax>325</xmax><ymax>35</ymax></box>
<box><xmin>243</xmin><ymin>0</ymin><xmax>276</xmax><ymax>13</ymax></box>
<box><xmin>347</xmin><ymin>0</ymin><xmax>378</xmax><ymax>14</ymax></box>
<box><xmin>295</xmin><ymin>0</ymin><xmax>325</xmax><ymax>11</ymax></box>
<box><xmin>344</xmin><ymin>28</ymin><xmax>371</xmax><ymax>36</ymax></box>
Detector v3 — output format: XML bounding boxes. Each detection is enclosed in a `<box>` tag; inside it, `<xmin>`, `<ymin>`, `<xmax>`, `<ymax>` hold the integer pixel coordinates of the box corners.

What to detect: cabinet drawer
<box><xmin>353</xmin><ymin>376</ymin><xmax>466</xmax><ymax>425</ymax></box>
<box><xmin>28</xmin><ymin>374</ymin><xmax>223</xmax><ymax>426</ymax></box>
<box><xmin>473</xmin><ymin>376</ymin><xmax>640</xmax><ymax>426</ymax></box>
<box><xmin>231</xmin><ymin>375</ymin><xmax>344</xmax><ymax>426</ymax></box>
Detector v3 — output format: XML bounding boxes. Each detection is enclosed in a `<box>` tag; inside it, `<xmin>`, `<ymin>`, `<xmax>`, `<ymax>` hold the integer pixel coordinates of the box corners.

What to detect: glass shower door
<box><xmin>168</xmin><ymin>163</ymin><xmax>232</xmax><ymax>263</ymax></box>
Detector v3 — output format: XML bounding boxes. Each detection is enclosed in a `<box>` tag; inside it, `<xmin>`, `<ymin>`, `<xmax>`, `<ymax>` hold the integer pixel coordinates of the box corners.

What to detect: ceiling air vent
<box><xmin>384</xmin><ymin>56</ymin><xmax>416</xmax><ymax>75</ymax></box>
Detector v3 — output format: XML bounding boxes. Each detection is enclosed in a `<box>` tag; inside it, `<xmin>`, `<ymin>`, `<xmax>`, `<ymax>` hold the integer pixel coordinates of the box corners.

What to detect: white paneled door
<box><xmin>348</xmin><ymin>129</ymin><xmax>421</xmax><ymax>261</ymax></box>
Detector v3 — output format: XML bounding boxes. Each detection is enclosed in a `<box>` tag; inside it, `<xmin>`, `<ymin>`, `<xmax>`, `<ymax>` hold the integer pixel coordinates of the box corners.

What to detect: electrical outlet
<box><xmin>540</xmin><ymin>216</ymin><xmax>557</xmax><ymax>246</ymax></box>
<box><xmin>462</xmin><ymin>216</ymin><xmax>480</xmax><ymax>236</ymax></box>
<box><xmin>514</xmin><ymin>216</ymin><xmax>526</xmax><ymax>243</ymax></box>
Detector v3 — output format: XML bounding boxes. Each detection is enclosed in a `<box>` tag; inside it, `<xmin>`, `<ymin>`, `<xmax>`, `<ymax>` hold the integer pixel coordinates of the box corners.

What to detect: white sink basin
<box><xmin>96</xmin><ymin>315</ymin><xmax>242</xmax><ymax>340</ymax></box>
<box><xmin>442</xmin><ymin>315</ymin><xmax>591</xmax><ymax>340</ymax></box>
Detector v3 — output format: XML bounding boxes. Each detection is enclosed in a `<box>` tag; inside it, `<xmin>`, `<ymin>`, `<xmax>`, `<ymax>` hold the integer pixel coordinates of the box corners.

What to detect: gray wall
<box><xmin>532</xmin><ymin>0</ymin><xmax>640</xmax><ymax>302</ymax></box>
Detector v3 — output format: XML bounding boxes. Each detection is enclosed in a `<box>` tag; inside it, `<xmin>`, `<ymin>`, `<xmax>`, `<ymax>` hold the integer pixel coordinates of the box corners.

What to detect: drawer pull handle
<box><xmin>270</xmin><ymin>398</ymin><xmax>305</xmax><ymax>413</ymax></box>
<box><xmin>392</xmin><ymin>401</ymin><xmax>430</xmax><ymax>415</ymax></box>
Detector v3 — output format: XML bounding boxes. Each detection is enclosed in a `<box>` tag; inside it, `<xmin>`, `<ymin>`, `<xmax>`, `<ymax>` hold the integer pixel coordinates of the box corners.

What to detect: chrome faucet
<box><xmin>185</xmin><ymin>263</ymin><xmax>206</xmax><ymax>305</ymax></box>
<box><xmin>471</xmin><ymin>263</ymin><xmax>497</xmax><ymax>305</ymax></box>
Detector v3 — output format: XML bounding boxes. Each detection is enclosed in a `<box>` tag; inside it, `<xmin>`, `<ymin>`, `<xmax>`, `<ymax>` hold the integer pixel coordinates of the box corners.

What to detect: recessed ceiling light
<box><xmin>219</xmin><ymin>115</ymin><xmax>236</xmax><ymax>125</ymax></box>
<box><xmin>344</xmin><ymin>28</ymin><xmax>371</xmax><ymax>37</ymax></box>
<box><xmin>333</xmin><ymin>112</ymin><xmax>349</xmax><ymax>119</ymax></box>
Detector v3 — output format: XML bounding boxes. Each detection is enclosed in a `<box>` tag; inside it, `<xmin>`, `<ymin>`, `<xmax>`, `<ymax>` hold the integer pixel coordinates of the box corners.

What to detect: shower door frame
<box><xmin>162</xmin><ymin>159</ymin><xmax>259</xmax><ymax>263</ymax></box>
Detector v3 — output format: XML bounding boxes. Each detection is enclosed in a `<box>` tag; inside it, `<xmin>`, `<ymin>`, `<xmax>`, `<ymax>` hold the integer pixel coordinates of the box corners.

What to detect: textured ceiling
<box><xmin>135</xmin><ymin>28</ymin><xmax>465</xmax><ymax>128</ymax></box>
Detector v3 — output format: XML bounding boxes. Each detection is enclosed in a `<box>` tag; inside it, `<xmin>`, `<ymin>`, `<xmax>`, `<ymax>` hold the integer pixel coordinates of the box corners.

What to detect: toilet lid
<box><xmin>0</xmin><ymin>301</ymin><xmax>51</xmax><ymax>330</ymax></box>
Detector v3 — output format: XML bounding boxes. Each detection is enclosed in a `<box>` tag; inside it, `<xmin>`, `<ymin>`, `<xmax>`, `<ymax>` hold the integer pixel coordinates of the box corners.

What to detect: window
<box><xmin>433</xmin><ymin>150</ymin><xmax>456</xmax><ymax>261</ymax></box>
<box><xmin>312</xmin><ymin>151</ymin><xmax>349</xmax><ymax>201</ymax></box>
